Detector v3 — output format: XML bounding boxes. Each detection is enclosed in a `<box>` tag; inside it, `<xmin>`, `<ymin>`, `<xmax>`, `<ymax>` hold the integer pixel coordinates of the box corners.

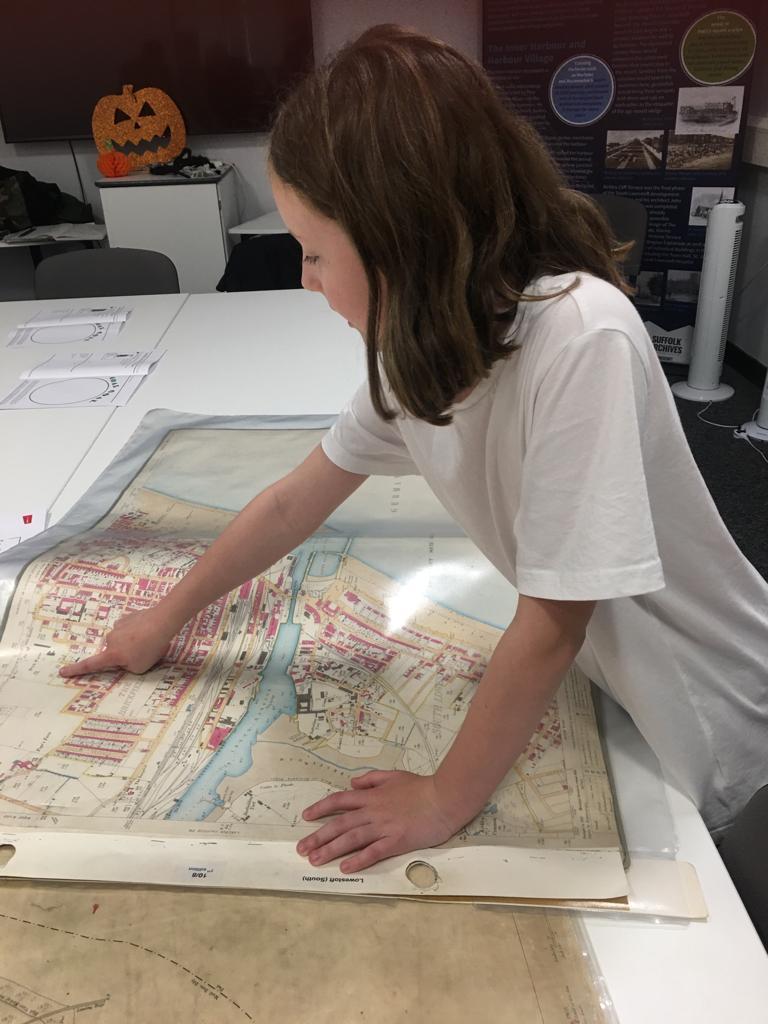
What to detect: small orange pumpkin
<box><xmin>96</xmin><ymin>149</ymin><xmax>132</xmax><ymax>177</ymax></box>
<box><xmin>91</xmin><ymin>84</ymin><xmax>186</xmax><ymax>170</ymax></box>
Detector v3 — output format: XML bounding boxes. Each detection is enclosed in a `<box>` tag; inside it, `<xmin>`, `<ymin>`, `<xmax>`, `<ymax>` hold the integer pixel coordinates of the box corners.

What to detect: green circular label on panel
<box><xmin>681</xmin><ymin>11</ymin><xmax>756</xmax><ymax>85</ymax></box>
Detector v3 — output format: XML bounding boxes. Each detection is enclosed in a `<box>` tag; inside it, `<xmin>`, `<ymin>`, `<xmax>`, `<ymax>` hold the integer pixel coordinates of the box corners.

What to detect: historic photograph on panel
<box><xmin>667</xmin><ymin>131</ymin><xmax>735</xmax><ymax>171</ymax></box>
<box><xmin>605</xmin><ymin>130</ymin><xmax>665</xmax><ymax>170</ymax></box>
<box><xmin>666</xmin><ymin>269</ymin><xmax>701</xmax><ymax>304</ymax></box>
<box><xmin>675</xmin><ymin>86</ymin><xmax>744</xmax><ymax>137</ymax></box>
<box><xmin>635</xmin><ymin>270</ymin><xmax>665</xmax><ymax>306</ymax></box>
<box><xmin>688</xmin><ymin>186</ymin><xmax>735</xmax><ymax>226</ymax></box>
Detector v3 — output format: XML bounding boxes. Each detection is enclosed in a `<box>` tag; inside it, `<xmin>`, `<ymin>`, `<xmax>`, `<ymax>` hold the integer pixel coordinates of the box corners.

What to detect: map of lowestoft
<box><xmin>0</xmin><ymin>426</ymin><xmax>621</xmax><ymax>890</ymax></box>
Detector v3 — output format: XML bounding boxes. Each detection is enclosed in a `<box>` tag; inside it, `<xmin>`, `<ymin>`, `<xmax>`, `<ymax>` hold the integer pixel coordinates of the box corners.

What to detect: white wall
<box><xmin>2</xmin><ymin>0</ymin><xmax>767</xmax><ymax>365</ymax></box>
<box><xmin>1</xmin><ymin>1</ymin><xmax>480</xmax><ymax>229</ymax></box>
<box><xmin>0</xmin><ymin>1</ymin><xmax>480</xmax><ymax>298</ymax></box>
<box><xmin>312</xmin><ymin>0</ymin><xmax>480</xmax><ymax>62</ymax></box>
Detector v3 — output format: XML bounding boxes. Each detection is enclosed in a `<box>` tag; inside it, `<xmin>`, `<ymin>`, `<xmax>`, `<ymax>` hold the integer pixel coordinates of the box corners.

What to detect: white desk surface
<box><xmin>229</xmin><ymin>209</ymin><xmax>288</xmax><ymax>235</ymax></box>
<box><xmin>590</xmin><ymin>784</ymin><xmax>768</xmax><ymax>1020</ymax></box>
<box><xmin>0</xmin><ymin>290</ymin><xmax>766</xmax><ymax>1021</ymax></box>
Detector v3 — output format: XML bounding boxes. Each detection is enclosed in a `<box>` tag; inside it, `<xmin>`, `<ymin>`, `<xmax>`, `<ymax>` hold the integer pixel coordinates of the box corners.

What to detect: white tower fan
<box><xmin>738</xmin><ymin>372</ymin><xmax>768</xmax><ymax>441</ymax></box>
<box><xmin>672</xmin><ymin>199</ymin><xmax>745</xmax><ymax>403</ymax></box>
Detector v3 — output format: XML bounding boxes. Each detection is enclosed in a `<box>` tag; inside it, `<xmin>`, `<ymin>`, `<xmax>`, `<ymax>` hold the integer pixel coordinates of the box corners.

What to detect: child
<box><xmin>62</xmin><ymin>25</ymin><xmax>768</xmax><ymax>874</ymax></box>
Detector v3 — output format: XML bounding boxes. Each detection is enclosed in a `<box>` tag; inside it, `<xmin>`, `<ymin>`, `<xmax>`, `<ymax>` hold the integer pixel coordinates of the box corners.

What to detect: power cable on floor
<box><xmin>669</xmin><ymin>389</ymin><xmax>768</xmax><ymax>468</ymax></box>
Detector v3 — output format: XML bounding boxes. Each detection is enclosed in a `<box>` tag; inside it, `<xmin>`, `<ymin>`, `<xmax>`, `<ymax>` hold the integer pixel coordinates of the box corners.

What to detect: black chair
<box><xmin>217</xmin><ymin>234</ymin><xmax>302</xmax><ymax>292</ymax></box>
<box><xmin>590</xmin><ymin>193</ymin><xmax>648</xmax><ymax>283</ymax></box>
<box><xmin>34</xmin><ymin>247</ymin><xmax>179</xmax><ymax>298</ymax></box>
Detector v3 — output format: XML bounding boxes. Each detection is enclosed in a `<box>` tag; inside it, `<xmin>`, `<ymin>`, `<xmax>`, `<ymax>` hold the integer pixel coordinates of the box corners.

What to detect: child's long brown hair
<box><xmin>269</xmin><ymin>24</ymin><xmax>632</xmax><ymax>425</ymax></box>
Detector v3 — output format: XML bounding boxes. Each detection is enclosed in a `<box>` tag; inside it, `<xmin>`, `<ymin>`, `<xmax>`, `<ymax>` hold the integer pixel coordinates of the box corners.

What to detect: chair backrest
<box><xmin>217</xmin><ymin>234</ymin><xmax>302</xmax><ymax>292</ymax></box>
<box><xmin>590</xmin><ymin>194</ymin><xmax>648</xmax><ymax>283</ymax></box>
<box><xmin>34</xmin><ymin>247</ymin><xmax>180</xmax><ymax>299</ymax></box>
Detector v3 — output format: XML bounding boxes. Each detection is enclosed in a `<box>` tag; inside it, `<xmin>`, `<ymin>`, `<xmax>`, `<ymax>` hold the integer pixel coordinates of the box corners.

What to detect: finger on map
<box><xmin>351</xmin><ymin>771</ymin><xmax>386</xmax><ymax>788</ymax></box>
<box><xmin>59</xmin><ymin>655</ymin><xmax>110</xmax><ymax>677</ymax></box>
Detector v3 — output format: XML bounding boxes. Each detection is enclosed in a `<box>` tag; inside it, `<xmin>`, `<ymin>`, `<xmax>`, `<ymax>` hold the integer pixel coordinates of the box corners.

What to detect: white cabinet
<box><xmin>97</xmin><ymin>168</ymin><xmax>238</xmax><ymax>293</ymax></box>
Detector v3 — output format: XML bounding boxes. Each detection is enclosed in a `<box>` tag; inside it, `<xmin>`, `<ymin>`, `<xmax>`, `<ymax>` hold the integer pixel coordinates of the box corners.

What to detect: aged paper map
<box><xmin>0</xmin><ymin>421</ymin><xmax>625</xmax><ymax>901</ymax></box>
<box><xmin>0</xmin><ymin>879</ymin><xmax>613</xmax><ymax>1024</ymax></box>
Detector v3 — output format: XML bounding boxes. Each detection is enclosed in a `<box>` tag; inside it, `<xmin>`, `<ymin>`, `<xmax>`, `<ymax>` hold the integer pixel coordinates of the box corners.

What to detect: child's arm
<box><xmin>297</xmin><ymin>594</ymin><xmax>595</xmax><ymax>872</ymax></box>
<box><xmin>59</xmin><ymin>445</ymin><xmax>368</xmax><ymax>677</ymax></box>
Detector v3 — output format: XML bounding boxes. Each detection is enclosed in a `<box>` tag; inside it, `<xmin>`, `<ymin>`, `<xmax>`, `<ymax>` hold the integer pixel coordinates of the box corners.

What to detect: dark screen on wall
<box><xmin>0</xmin><ymin>0</ymin><xmax>313</xmax><ymax>142</ymax></box>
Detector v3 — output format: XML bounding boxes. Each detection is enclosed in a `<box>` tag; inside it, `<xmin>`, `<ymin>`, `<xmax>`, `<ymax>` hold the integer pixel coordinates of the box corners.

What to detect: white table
<box><xmin>228</xmin><ymin>209</ymin><xmax>288</xmax><ymax>235</ymax></box>
<box><xmin>0</xmin><ymin>224</ymin><xmax>108</xmax><ymax>249</ymax></box>
<box><xmin>0</xmin><ymin>290</ymin><xmax>766</xmax><ymax>1021</ymax></box>
<box><xmin>0</xmin><ymin>290</ymin><xmax>365</xmax><ymax>525</ymax></box>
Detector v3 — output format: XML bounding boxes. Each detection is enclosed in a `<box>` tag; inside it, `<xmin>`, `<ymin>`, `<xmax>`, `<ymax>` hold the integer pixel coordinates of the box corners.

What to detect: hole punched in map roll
<box><xmin>405</xmin><ymin>860</ymin><xmax>439</xmax><ymax>890</ymax></box>
<box><xmin>0</xmin><ymin>844</ymin><xmax>15</xmax><ymax>868</ymax></box>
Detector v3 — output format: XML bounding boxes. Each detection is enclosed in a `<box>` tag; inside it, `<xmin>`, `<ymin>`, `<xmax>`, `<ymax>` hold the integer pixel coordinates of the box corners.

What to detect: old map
<box><xmin>0</xmin><ymin>422</ymin><xmax>624</xmax><ymax>900</ymax></box>
<box><xmin>0</xmin><ymin>878</ymin><xmax>613</xmax><ymax>1024</ymax></box>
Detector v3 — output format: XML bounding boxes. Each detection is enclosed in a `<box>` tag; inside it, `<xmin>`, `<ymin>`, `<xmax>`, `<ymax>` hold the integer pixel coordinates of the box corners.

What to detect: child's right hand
<box><xmin>58</xmin><ymin>608</ymin><xmax>176</xmax><ymax>678</ymax></box>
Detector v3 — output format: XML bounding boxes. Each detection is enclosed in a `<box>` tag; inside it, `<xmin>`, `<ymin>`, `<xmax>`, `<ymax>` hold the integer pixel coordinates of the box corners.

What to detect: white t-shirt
<box><xmin>322</xmin><ymin>272</ymin><xmax>768</xmax><ymax>834</ymax></box>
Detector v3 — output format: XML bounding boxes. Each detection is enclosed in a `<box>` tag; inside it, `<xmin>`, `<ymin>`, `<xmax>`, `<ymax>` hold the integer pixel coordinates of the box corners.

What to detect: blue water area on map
<box><xmin>309</xmin><ymin>550</ymin><xmax>342</xmax><ymax>577</ymax></box>
<box><xmin>166</xmin><ymin>534</ymin><xmax>510</xmax><ymax>822</ymax></box>
<box><xmin>167</xmin><ymin>537</ymin><xmax>348</xmax><ymax>821</ymax></box>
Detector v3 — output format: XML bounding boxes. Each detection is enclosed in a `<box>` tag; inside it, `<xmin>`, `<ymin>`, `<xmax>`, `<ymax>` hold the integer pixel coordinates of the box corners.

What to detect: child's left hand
<box><xmin>297</xmin><ymin>770</ymin><xmax>461</xmax><ymax>872</ymax></box>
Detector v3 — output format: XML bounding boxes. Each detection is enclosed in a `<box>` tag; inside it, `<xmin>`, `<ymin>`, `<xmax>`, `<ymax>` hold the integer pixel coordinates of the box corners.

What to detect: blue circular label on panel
<box><xmin>549</xmin><ymin>55</ymin><xmax>615</xmax><ymax>126</ymax></box>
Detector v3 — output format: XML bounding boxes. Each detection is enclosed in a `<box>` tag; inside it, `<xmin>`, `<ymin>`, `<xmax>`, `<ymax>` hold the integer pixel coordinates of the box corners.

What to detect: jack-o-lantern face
<box><xmin>92</xmin><ymin>84</ymin><xmax>186</xmax><ymax>170</ymax></box>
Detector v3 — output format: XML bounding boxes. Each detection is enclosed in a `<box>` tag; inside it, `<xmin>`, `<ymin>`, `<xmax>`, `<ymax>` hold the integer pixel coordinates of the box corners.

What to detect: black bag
<box><xmin>0</xmin><ymin>175</ymin><xmax>31</xmax><ymax>233</ymax></box>
<box><xmin>0</xmin><ymin>166</ymin><xmax>93</xmax><ymax>230</ymax></box>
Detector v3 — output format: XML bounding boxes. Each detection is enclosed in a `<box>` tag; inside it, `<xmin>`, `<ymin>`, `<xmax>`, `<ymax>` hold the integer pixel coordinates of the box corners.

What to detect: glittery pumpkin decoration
<box><xmin>92</xmin><ymin>84</ymin><xmax>186</xmax><ymax>170</ymax></box>
<box><xmin>96</xmin><ymin>149</ymin><xmax>131</xmax><ymax>177</ymax></box>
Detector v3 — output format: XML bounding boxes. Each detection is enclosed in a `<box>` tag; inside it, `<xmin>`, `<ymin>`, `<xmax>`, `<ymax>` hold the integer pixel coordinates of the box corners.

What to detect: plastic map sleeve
<box><xmin>0</xmin><ymin>412</ymin><xmax>626</xmax><ymax>901</ymax></box>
